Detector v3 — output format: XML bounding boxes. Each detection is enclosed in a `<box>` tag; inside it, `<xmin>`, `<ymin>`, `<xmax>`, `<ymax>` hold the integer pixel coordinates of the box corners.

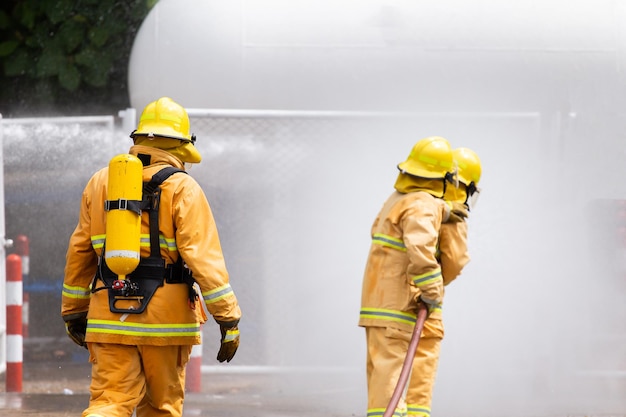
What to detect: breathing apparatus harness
<box><xmin>93</xmin><ymin>166</ymin><xmax>197</xmax><ymax>314</ymax></box>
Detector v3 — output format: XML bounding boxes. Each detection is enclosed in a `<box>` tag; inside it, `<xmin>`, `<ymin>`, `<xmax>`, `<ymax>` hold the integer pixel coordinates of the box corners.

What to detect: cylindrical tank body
<box><xmin>128</xmin><ymin>0</ymin><xmax>626</xmax><ymax>114</ymax></box>
<box><xmin>105</xmin><ymin>153</ymin><xmax>143</xmax><ymax>278</ymax></box>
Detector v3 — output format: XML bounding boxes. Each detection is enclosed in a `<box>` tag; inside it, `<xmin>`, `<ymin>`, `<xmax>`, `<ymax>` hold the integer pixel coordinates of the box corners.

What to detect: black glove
<box><xmin>63</xmin><ymin>312</ymin><xmax>88</xmax><ymax>350</ymax></box>
<box><xmin>415</xmin><ymin>299</ymin><xmax>430</xmax><ymax>318</ymax></box>
<box><xmin>216</xmin><ymin>322</ymin><xmax>240</xmax><ymax>363</ymax></box>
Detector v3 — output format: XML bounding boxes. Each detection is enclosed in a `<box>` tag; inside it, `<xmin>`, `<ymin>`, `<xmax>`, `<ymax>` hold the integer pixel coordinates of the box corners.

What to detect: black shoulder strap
<box><xmin>144</xmin><ymin>167</ymin><xmax>187</xmax><ymax>196</ymax></box>
<box><xmin>143</xmin><ymin>167</ymin><xmax>188</xmax><ymax>258</ymax></box>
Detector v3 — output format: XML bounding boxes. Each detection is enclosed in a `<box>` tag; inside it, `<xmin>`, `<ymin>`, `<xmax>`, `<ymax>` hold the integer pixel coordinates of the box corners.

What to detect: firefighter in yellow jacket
<box><xmin>439</xmin><ymin>147</ymin><xmax>481</xmax><ymax>287</ymax></box>
<box><xmin>404</xmin><ymin>147</ymin><xmax>482</xmax><ymax>417</ymax></box>
<box><xmin>359</xmin><ymin>136</ymin><xmax>469</xmax><ymax>417</ymax></box>
<box><xmin>61</xmin><ymin>97</ymin><xmax>242</xmax><ymax>417</ymax></box>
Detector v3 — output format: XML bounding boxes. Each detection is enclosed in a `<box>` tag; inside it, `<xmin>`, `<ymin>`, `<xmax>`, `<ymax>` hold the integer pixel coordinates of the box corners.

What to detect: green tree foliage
<box><xmin>0</xmin><ymin>0</ymin><xmax>159</xmax><ymax>117</ymax></box>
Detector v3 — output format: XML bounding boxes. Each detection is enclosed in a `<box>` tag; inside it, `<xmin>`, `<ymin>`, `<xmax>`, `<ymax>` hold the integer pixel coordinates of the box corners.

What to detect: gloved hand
<box><xmin>63</xmin><ymin>312</ymin><xmax>88</xmax><ymax>350</ymax></box>
<box><xmin>415</xmin><ymin>299</ymin><xmax>430</xmax><ymax>317</ymax></box>
<box><xmin>216</xmin><ymin>322</ymin><xmax>240</xmax><ymax>363</ymax></box>
<box><xmin>444</xmin><ymin>201</ymin><xmax>469</xmax><ymax>223</ymax></box>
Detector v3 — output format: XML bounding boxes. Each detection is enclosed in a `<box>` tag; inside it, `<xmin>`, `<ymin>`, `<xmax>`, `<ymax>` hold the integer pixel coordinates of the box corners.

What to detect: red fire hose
<box><xmin>383</xmin><ymin>302</ymin><xmax>429</xmax><ymax>417</ymax></box>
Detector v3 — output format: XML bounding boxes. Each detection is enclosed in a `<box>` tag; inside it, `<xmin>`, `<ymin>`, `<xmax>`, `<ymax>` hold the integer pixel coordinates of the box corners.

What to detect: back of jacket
<box><xmin>359</xmin><ymin>191</ymin><xmax>449</xmax><ymax>333</ymax></box>
<box><xmin>62</xmin><ymin>145</ymin><xmax>241</xmax><ymax>346</ymax></box>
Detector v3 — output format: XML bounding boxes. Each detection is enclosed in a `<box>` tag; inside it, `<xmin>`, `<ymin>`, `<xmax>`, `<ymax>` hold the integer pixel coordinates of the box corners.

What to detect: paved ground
<box><xmin>0</xmin><ymin>339</ymin><xmax>365</xmax><ymax>417</ymax></box>
<box><xmin>1</xmin><ymin>363</ymin><xmax>364</xmax><ymax>417</ymax></box>
<box><xmin>7</xmin><ymin>339</ymin><xmax>626</xmax><ymax>417</ymax></box>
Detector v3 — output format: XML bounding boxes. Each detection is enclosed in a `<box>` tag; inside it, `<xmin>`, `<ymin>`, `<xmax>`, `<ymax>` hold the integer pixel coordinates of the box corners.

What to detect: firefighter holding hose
<box><xmin>61</xmin><ymin>97</ymin><xmax>242</xmax><ymax>417</ymax></box>
<box><xmin>359</xmin><ymin>136</ymin><xmax>479</xmax><ymax>417</ymax></box>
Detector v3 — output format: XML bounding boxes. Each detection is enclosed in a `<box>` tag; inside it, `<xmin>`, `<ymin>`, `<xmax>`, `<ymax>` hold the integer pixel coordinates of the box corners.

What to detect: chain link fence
<box><xmin>0</xmin><ymin>111</ymin><xmax>417</xmax><ymax>369</ymax></box>
<box><xmin>2</xmin><ymin>110</ymin><xmax>625</xmax><ymax>412</ymax></box>
<box><xmin>185</xmin><ymin>111</ymin><xmax>415</xmax><ymax>367</ymax></box>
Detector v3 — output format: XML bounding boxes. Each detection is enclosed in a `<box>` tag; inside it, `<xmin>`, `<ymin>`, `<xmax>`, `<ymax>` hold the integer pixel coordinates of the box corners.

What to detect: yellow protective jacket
<box><xmin>439</xmin><ymin>221</ymin><xmax>470</xmax><ymax>286</ymax></box>
<box><xmin>359</xmin><ymin>190</ymin><xmax>461</xmax><ymax>333</ymax></box>
<box><xmin>61</xmin><ymin>145</ymin><xmax>241</xmax><ymax>346</ymax></box>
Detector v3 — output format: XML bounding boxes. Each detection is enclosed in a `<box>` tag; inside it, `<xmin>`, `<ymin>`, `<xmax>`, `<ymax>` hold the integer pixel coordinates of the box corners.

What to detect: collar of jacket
<box><xmin>129</xmin><ymin>145</ymin><xmax>186</xmax><ymax>170</ymax></box>
<box><xmin>393</xmin><ymin>172</ymin><xmax>444</xmax><ymax>197</ymax></box>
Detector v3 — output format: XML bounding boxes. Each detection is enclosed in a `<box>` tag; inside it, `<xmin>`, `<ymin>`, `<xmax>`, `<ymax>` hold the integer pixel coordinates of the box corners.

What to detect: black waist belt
<box><xmin>96</xmin><ymin>256</ymin><xmax>195</xmax><ymax>314</ymax></box>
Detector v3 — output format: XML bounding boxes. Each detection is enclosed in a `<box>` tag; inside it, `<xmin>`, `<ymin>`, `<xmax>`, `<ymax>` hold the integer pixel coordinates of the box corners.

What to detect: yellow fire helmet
<box><xmin>130</xmin><ymin>97</ymin><xmax>201</xmax><ymax>163</ymax></box>
<box><xmin>449</xmin><ymin>147</ymin><xmax>482</xmax><ymax>209</ymax></box>
<box><xmin>397</xmin><ymin>136</ymin><xmax>455</xmax><ymax>179</ymax></box>
<box><xmin>454</xmin><ymin>147</ymin><xmax>481</xmax><ymax>187</ymax></box>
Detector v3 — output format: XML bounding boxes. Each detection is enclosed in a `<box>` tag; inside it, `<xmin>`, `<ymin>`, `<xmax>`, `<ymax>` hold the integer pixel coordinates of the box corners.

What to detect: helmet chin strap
<box><xmin>465</xmin><ymin>183</ymin><xmax>480</xmax><ymax>211</ymax></box>
<box><xmin>441</xmin><ymin>171</ymin><xmax>459</xmax><ymax>199</ymax></box>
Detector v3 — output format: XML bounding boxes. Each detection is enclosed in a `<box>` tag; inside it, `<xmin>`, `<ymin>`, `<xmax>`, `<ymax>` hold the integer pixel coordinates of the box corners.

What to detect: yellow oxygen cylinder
<box><xmin>105</xmin><ymin>154</ymin><xmax>143</xmax><ymax>279</ymax></box>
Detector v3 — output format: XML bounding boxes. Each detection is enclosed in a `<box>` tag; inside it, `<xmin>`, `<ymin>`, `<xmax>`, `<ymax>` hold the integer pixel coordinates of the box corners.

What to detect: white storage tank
<box><xmin>128</xmin><ymin>0</ymin><xmax>626</xmax><ymax>114</ymax></box>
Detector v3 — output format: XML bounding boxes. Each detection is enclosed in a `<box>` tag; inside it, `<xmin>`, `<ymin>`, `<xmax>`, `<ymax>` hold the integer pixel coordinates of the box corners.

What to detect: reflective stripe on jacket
<box><xmin>62</xmin><ymin>145</ymin><xmax>241</xmax><ymax>346</ymax></box>
<box><xmin>359</xmin><ymin>191</ymin><xmax>449</xmax><ymax>332</ymax></box>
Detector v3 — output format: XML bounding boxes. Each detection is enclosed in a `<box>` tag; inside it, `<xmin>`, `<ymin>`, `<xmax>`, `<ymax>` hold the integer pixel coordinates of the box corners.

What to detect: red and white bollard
<box><xmin>16</xmin><ymin>235</ymin><xmax>29</xmax><ymax>338</ymax></box>
<box><xmin>6</xmin><ymin>254</ymin><xmax>23</xmax><ymax>392</ymax></box>
<box><xmin>15</xmin><ymin>235</ymin><xmax>29</xmax><ymax>276</ymax></box>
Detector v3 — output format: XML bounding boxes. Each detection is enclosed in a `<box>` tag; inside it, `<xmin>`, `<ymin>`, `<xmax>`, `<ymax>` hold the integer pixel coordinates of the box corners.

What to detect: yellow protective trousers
<box><xmin>83</xmin><ymin>342</ymin><xmax>192</xmax><ymax>417</ymax></box>
<box><xmin>365</xmin><ymin>318</ymin><xmax>444</xmax><ymax>417</ymax></box>
<box><xmin>406</xmin><ymin>319</ymin><xmax>443</xmax><ymax>417</ymax></box>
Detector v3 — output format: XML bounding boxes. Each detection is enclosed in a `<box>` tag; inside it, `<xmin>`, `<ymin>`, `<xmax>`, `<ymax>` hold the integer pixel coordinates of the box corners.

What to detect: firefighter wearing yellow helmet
<box><xmin>62</xmin><ymin>97</ymin><xmax>242</xmax><ymax>417</ymax></box>
<box><xmin>449</xmin><ymin>147</ymin><xmax>482</xmax><ymax>210</ymax></box>
<box><xmin>404</xmin><ymin>146</ymin><xmax>482</xmax><ymax>416</ymax></box>
<box><xmin>359</xmin><ymin>136</ymin><xmax>469</xmax><ymax>417</ymax></box>
<box><xmin>439</xmin><ymin>146</ymin><xmax>482</xmax><ymax>286</ymax></box>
